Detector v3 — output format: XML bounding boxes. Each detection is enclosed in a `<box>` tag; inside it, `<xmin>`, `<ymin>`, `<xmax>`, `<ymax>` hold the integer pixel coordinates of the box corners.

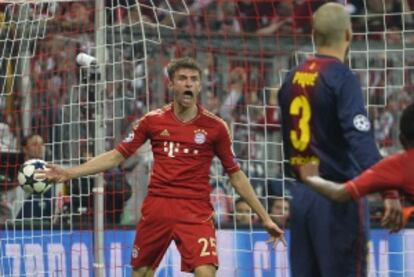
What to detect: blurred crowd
<box><xmin>0</xmin><ymin>0</ymin><xmax>414</xmax><ymax>227</ymax></box>
<box><xmin>135</xmin><ymin>0</ymin><xmax>414</xmax><ymax>38</ymax></box>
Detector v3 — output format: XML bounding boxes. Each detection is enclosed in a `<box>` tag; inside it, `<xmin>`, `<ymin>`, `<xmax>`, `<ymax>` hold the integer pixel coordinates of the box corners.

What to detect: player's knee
<box><xmin>132</xmin><ymin>266</ymin><xmax>154</xmax><ymax>277</ymax></box>
<box><xmin>194</xmin><ymin>264</ymin><xmax>217</xmax><ymax>277</ymax></box>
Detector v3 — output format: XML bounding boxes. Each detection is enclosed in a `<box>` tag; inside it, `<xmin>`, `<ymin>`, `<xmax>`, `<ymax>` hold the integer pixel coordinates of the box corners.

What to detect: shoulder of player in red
<box><xmin>115</xmin><ymin>106</ymin><xmax>173</xmax><ymax>158</ymax></box>
<box><xmin>131</xmin><ymin>104</ymin><xmax>172</xmax><ymax>129</ymax></box>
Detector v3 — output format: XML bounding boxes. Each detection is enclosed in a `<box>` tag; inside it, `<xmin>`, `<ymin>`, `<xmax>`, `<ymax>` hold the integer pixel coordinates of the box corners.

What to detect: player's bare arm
<box><xmin>37</xmin><ymin>149</ymin><xmax>125</xmax><ymax>183</ymax></box>
<box><xmin>298</xmin><ymin>162</ymin><xmax>351</xmax><ymax>202</ymax></box>
<box><xmin>229</xmin><ymin>170</ymin><xmax>286</xmax><ymax>246</ymax></box>
<box><xmin>299</xmin><ymin>163</ymin><xmax>403</xmax><ymax>232</ymax></box>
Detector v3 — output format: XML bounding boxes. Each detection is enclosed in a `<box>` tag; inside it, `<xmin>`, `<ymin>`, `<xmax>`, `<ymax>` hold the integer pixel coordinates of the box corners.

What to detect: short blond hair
<box><xmin>313</xmin><ymin>3</ymin><xmax>351</xmax><ymax>47</ymax></box>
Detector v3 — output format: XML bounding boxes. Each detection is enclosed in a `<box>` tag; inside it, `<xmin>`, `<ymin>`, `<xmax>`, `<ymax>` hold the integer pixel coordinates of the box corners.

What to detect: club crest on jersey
<box><xmin>194</xmin><ymin>129</ymin><xmax>207</xmax><ymax>144</ymax></box>
<box><xmin>353</xmin><ymin>114</ymin><xmax>371</xmax><ymax>132</ymax></box>
<box><xmin>123</xmin><ymin>132</ymin><xmax>134</xmax><ymax>143</ymax></box>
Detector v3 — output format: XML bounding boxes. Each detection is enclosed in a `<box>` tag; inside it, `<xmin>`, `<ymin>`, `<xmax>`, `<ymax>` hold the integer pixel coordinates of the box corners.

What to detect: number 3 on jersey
<box><xmin>289</xmin><ymin>95</ymin><xmax>311</xmax><ymax>151</ymax></box>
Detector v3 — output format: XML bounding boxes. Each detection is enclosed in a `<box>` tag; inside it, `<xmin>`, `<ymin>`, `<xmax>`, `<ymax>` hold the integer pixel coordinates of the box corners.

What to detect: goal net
<box><xmin>0</xmin><ymin>0</ymin><xmax>413</xmax><ymax>276</ymax></box>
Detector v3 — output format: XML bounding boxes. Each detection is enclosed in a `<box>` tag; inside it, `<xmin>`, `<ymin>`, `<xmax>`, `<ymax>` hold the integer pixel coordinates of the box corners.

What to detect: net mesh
<box><xmin>0</xmin><ymin>0</ymin><xmax>413</xmax><ymax>276</ymax></box>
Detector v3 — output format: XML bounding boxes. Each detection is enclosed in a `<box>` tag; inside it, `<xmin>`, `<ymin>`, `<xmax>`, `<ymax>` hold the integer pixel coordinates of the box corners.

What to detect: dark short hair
<box><xmin>400</xmin><ymin>102</ymin><xmax>414</xmax><ymax>141</ymax></box>
<box><xmin>21</xmin><ymin>134</ymin><xmax>41</xmax><ymax>147</ymax></box>
<box><xmin>166</xmin><ymin>57</ymin><xmax>202</xmax><ymax>80</ymax></box>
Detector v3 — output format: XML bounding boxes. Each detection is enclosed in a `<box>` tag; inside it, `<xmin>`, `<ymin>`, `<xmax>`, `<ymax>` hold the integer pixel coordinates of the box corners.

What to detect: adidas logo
<box><xmin>160</xmin><ymin>129</ymin><xmax>170</xmax><ymax>137</ymax></box>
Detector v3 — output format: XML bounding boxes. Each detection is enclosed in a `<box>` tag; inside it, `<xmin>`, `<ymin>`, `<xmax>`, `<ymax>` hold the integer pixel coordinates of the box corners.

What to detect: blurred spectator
<box><xmin>374</xmin><ymin>103</ymin><xmax>395</xmax><ymax>152</ymax></box>
<box><xmin>205</xmin><ymin>90</ymin><xmax>221</xmax><ymax>116</ymax></box>
<box><xmin>220</xmin><ymin>66</ymin><xmax>252</xmax><ymax>163</ymax></box>
<box><xmin>349</xmin><ymin>0</ymin><xmax>404</xmax><ymax>40</ymax></box>
<box><xmin>397</xmin><ymin>90</ymin><xmax>413</xmax><ymax>110</ymax></box>
<box><xmin>203</xmin><ymin>52</ymin><xmax>220</xmax><ymax>95</ymax></box>
<box><xmin>237</xmin><ymin>0</ymin><xmax>276</xmax><ymax>34</ymax></box>
<box><xmin>367</xmin><ymin>0</ymin><xmax>402</xmax><ymax>30</ymax></box>
<box><xmin>159</xmin><ymin>0</ymin><xmax>215</xmax><ymax>31</ymax></box>
<box><xmin>216</xmin><ymin>1</ymin><xmax>240</xmax><ymax>34</ymax></box>
<box><xmin>122</xmin><ymin>139</ymin><xmax>152</xmax><ymax>224</ymax></box>
<box><xmin>289</xmin><ymin>0</ymin><xmax>327</xmax><ymax>35</ymax></box>
<box><xmin>16</xmin><ymin>134</ymin><xmax>54</xmax><ymax>220</ymax></box>
<box><xmin>269</xmin><ymin>197</ymin><xmax>290</xmax><ymax>227</ymax></box>
<box><xmin>260</xmin><ymin>1</ymin><xmax>295</xmax><ymax>35</ymax></box>
<box><xmin>0</xmin><ymin>195</ymin><xmax>11</xmax><ymax>224</ymax></box>
<box><xmin>0</xmin><ymin>122</ymin><xmax>18</xmax><ymax>152</ymax></box>
<box><xmin>235</xmin><ymin>197</ymin><xmax>254</xmax><ymax>225</ymax></box>
<box><xmin>238</xmin><ymin>0</ymin><xmax>316</xmax><ymax>36</ymax></box>
<box><xmin>210</xmin><ymin>179</ymin><xmax>232</xmax><ymax>225</ymax></box>
<box><xmin>0</xmin><ymin>120</ymin><xmax>20</xmax><ymax>223</ymax></box>
<box><xmin>243</xmin><ymin>161</ymin><xmax>267</xmax><ymax>199</ymax></box>
<box><xmin>104</xmin><ymin>167</ymin><xmax>132</xmax><ymax>224</ymax></box>
<box><xmin>254</xmin><ymin>88</ymin><xmax>280</xmax><ymax>130</ymax></box>
<box><xmin>268</xmin><ymin>179</ymin><xmax>291</xmax><ymax>227</ymax></box>
<box><xmin>62</xmin><ymin>2</ymin><xmax>92</xmax><ymax>30</ymax></box>
<box><xmin>219</xmin><ymin>67</ymin><xmax>247</xmax><ymax>124</ymax></box>
<box><xmin>21</xmin><ymin>134</ymin><xmax>45</xmax><ymax>160</ymax></box>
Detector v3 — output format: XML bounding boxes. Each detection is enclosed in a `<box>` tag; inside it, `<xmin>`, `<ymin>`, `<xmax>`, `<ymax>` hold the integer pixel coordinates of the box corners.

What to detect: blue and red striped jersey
<box><xmin>278</xmin><ymin>54</ymin><xmax>381</xmax><ymax>182</ymax></box>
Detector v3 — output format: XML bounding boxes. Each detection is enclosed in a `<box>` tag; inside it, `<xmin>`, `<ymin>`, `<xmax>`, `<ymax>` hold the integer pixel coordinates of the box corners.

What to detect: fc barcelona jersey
<box><xmin>278</xmin><ymin>54</ymin><xmax>381</xmax><ymax>182</ymax></box>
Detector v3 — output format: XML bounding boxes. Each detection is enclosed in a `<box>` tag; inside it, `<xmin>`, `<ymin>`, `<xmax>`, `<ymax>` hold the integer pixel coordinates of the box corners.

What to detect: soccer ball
<box><xmin>17</xmin><ymin>159</ymin><xmax>50</xmax><ymax>194</ymax></box>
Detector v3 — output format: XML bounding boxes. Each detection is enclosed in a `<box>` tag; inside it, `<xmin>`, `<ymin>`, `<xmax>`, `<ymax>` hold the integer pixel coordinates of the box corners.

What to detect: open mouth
<box><xmin>183</xmin><ymin>91</ymin><xmax>194</xmax><ymax>97</ymax></box>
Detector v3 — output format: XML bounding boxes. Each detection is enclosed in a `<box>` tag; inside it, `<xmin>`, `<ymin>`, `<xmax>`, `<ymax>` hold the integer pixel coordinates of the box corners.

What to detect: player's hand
<box><xmin>36</xmin><ymin>164</ymin><xmax>71</xmax><ymax>183</ymax></box>
<box><xmin>382</xmin><ymin>198</ymin><xmax>403</xmax><ymax>233</ymax></box>
<box><xmin>263</xmin><ymin>218</ymin><xmax>286</xmax><ymax>247</ymax></box>
<box><xmin>298</xmin><ymin>162</ymin><xmax>320</xmax><ymax>183</ymax></box>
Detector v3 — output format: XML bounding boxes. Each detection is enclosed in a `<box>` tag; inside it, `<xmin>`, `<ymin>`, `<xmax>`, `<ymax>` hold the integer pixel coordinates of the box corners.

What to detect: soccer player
<box><xmin>21</xmin><ymin>134</ymin><xmax>45</xmax><ymax>161</ymax></box>
<box><xmin>277</xmin><ymin>3</ymin><xmax>402</xmax><ymax>277</ymax></box>
<box><xmin>38</xmin><ymin>57</ymin><xmax>284</xmax><ymax>277</ymax></box>
<box><xmin>298</xmin><ymin>103</ymin><xmax>414</xmax><ymax>227</ymax></box>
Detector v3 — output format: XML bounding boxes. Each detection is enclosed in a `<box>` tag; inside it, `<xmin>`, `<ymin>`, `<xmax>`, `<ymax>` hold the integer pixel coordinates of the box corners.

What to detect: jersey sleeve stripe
<box><xmin>115</xmin><ymin>145</ymin><xmax>130</xmax><ymax>158</ymax></box>
<box><xmin>344</xmin><ymin>181</ymin><xmax>361</xmax><ymax>200</ymax></box>
<box><xmin>227</xmin><ymin>165</ymin><xmax>241</xmax><ymax>174</ymax></box>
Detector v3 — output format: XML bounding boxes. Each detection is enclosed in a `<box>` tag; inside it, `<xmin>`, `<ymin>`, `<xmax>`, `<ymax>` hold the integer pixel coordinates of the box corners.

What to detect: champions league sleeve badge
<box><xmin>353</xmin><ymin>114</ymin><xmax>371</xmax><ymax>132</ymax></box>
<box><xmin>123</xmin><ymin>131</ymin><xmax>135</xmax><ymax>143</ymax></box>
<box><xmin>194</xmin><ymin>129</ymin><xmax>207</xmax><ymax>144</ymax></box>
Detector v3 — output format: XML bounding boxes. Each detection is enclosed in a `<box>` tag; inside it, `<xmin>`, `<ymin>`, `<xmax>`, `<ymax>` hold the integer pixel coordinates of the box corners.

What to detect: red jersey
<box><xmin>345</xmin><ymin>149</ymin><xmax>414</xmax><ymax>201</ymax></box>
<box><xmin>116</xmin><ymin>103</ymin><xmax>240</xmax><ymax>200</ymax></box>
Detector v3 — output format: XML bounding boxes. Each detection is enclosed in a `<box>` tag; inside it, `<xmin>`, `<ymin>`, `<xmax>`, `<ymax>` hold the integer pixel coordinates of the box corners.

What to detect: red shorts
<box><xmin>131</xmin><ymin>195</ymin><xmax>218</xmax><ymax>272</ymax></box>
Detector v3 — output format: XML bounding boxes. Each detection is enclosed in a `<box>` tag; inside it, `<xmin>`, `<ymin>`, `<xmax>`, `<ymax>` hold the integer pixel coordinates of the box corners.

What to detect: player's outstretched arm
<box><xmin>37</xmin><ymin>149</ymin><xmax>125</xmax><ymax>183</ymax></box>
<box><xmin>300</xmin><ymin>163</ymin><xmax>404</xmax><ymax>232</ymax></box>
<box><xmin>229</xmin><ymin>170</ymin><xmax>286</xmax><ymax>247</ymax></box>
<box><xmin>298</xmin><ymin>162</ymin><xmax>351</xmax><ymax>202</ymax></box>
